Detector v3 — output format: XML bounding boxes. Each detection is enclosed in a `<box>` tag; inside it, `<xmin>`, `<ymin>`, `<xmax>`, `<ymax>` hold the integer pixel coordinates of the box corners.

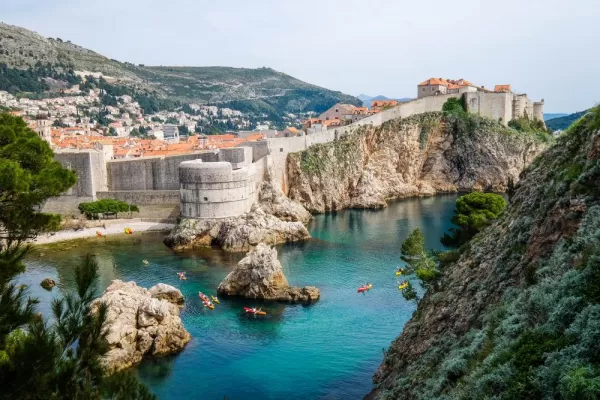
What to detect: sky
<box><xmin>1</xmin><ymin>0</ymin><xmax>598</xmax><ymax>112</ymax></box>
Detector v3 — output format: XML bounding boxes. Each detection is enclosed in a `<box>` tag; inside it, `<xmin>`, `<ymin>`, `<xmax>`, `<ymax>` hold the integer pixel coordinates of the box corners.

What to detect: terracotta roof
<box><xmin>494</xmin><ymin>84</ymin><xmax>511</xmax><ymax>93</ymax></box>
<box><xmin>418</xmin><ymin>78</ymin><xmax>449</xmax><ymax>87</ymax></box>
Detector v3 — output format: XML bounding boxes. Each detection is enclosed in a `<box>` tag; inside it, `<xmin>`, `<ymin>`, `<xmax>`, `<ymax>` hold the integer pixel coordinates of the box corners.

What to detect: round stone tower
<box><xmin>179</xmin><ymin>160</ymin><xmax>254</xmax><ymax>219</ymax></box>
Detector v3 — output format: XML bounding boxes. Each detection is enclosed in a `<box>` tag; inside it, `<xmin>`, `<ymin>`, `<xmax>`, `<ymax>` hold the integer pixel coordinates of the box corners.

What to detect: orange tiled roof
<box><xmin>494</xmin><ymin>84</ymin><xmax>511</xmax><ymax>93</ymax></box>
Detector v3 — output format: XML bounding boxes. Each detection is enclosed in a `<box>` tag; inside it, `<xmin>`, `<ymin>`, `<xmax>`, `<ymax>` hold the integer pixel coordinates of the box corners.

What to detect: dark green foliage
<box><xmin>441</xmin><ymin>192</ymin><xmax>507</xmax><ymax>247</ymax></box>
<box><xmin>78</xmin><ymin>199</ymin><xmax>139</xmax><ymax>219</ymax></box>
<box><xmin>509</xmin><ymin>116</ymin><xmax>547</xmax><ymax>134</ymax></box>
<box><xmin>400</xmin><ymin>229</ymin><xmax>439</xmax><ymax>300</ymax></box>
<box><xmin>495</xmin><ymin>330</ymin><xmax>570</xmax><ymax>398</ymax></box>
<box><xmin>0</xmin><ymin>62</ymin><xmax>82</xmax><ymax>94</ymax></box>
<box><xmin>0</xmin><ymin>113</ymin><xmax>76</xmax><ymax>246</ymax></box>
<box><xmin>546</xmin><ymin>110</ymin><xmax>589</xmax><ymax>132</ymax></box>
<box><xmin>442</xmin><ymin>96</ymin><xmax>466</xmax><ymax>116</ymax></box>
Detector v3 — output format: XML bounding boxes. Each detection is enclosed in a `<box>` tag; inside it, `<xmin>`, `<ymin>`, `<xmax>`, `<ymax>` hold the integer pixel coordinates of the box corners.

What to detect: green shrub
<box><xmin>78</xmin><ymin>199</ymin><xmax>139</xmax><ymax>219</ymax></box>
<box><xmin>441</xmin><ymin>192</ymin><xmax>507</xmax><ymax>247</ymax></box>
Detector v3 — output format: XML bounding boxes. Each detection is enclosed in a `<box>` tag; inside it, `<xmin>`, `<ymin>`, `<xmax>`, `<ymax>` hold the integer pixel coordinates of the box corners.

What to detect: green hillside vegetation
<box><xmin>546</xmin><ymin>110</ymin><xmax>589</xmax><ymax>131</ymax></box>
<box><xmin>371</xmin><ymin>106</ymin><xmax>600</xmax><ymax>399</ymax></box>
<box><xmin>0</xmin><ymin>23</ymin><xmax>360</xmax><ymax>117</ymax></box>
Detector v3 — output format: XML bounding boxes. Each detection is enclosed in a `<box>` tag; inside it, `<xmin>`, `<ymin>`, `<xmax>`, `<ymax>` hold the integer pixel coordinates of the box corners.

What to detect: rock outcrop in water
<box><xmin>40</xmin><ymin>278</ymin><xmax>55</xmax><ymax>290</ymax></box>
<box><xmin>217</xmin><ymin>243</ymin><xmax>320</xmax><ymax>302</ymax></box>
<box><xmin>165</xmin><ymin>169</ymin><xmax>311</xmax><ymax>252</ymax></box>
<box><xmin>164</xmin><ymin>205</ymin><xmax>310</xmax><ymax>252</ymax></box>
<box><xmin>367</xmin><ymin>109</ymin><xmax>600</xmax><ymax>399</ymax></box>
<box><xmin>287</xmin><ymin>112</ymin><xmax>548</xmax><ymax>213</ymax></box>
<box><xmin>91</xmin><ymin>280</ymin><xmax>190</xmax><ymax>372</ymax></box>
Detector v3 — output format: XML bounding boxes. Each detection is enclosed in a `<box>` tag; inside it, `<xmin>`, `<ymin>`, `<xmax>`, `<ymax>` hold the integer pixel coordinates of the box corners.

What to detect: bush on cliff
<box><xmin>399</xmin><ymin>228</ymin><xmax>439</xmax><ymax>301</ymax></box>
<box><xmin>441</xmin><ymin>192</ymin><xmax>507</xmax><ymax>247</ymax></box>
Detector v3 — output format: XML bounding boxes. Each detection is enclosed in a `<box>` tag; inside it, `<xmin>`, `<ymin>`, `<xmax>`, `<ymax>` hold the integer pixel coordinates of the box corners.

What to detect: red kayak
<box><xmin>357</xmin><ymin>284</ymin><xmax>373</xmax><ymax>293</ymax></box>
<box><xmin>244</xmin><ymin>307</ymin><xmax>266</xmax><ymax>316</ymax></box>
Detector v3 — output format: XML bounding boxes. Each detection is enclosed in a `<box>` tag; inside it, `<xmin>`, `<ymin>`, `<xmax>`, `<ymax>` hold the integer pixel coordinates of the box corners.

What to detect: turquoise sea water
<box><xmin>20</xmin><ymin>195</ymin><xmax>457</xmax><ymax>399</ymax></box>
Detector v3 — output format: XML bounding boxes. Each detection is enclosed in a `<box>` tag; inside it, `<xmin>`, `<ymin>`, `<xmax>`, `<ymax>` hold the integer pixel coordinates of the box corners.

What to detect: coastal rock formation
<box><xmin>217</xmin><ymin>243</ymin><xmax>319</xmax><ymax>302</ymax></box>
<box><xmin>165</xmin><ymin>166</ymin><xmax>311</xmax><ymax>252</ymax></box>
<box><xmin>259</xmin><ymin>168</ymin><xmax>312</xmax><ymax>223</ymax></box>
<box><xmin>367</xmin><ymin>109</ymin><xmax>600</xmax><ymax>399</ymax></box>
<box><xmin>40</xmin><ymin>278</ymin><xmax>56</xmax><ymax>290</ymax></box>
<box><xmin>91</xmin><ymin>280</ymin><xmax>190</xmax><ymax>373</ymax></box>
<box><xmin>165</xmin><ymin>206</ymin><xmax>310</xmax><ymax>252</ymax></box>
<box><xmin>287</xmin><ymin>112</ymin><xmax>548</xmax><ymax>212</ymax></box>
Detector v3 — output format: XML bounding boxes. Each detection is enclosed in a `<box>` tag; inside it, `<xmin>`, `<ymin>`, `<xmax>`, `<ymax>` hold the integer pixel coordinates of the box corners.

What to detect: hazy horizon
<box><xmin>2</xmin><ymin>0</ymin><xmax>598</xmax><ymax>113</ymax></box>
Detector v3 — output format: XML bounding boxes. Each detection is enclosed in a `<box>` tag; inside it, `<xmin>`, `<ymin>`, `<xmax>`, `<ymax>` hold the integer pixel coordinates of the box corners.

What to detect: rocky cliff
<box><xmin>287</xmin><ymin>112</ymin><xmax>548</xmax><ymax>213</ymax></box>
<box><xmin>91</xmin><ymin>280</ymin><xmax>190</xmax><ymax>373</ymax></box>
<box><xmin>217</xmin><ymin>243</ymin><xmax>319</xmax><ymax>302</ymax></box>
<box><xmin>367</xmin><ymin>108</ymin><xmax>600</xmax><ymax>399</ymax></box>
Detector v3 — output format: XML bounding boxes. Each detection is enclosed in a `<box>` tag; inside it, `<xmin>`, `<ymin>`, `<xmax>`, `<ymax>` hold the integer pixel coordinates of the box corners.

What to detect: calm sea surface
<box><xmin>20</xmin><ymin>195</ymin><xmax>457</xmax><ymax>400</ymax></box>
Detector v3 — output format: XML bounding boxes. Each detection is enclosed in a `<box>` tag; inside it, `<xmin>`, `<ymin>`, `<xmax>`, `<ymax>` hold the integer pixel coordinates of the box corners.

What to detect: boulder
<box><xmin>40</xmin><ymin>278</ymin><xmax>56</xmax><ymax>290</ymax></box>
<box><xmin>148</xmin><ymin>283</ymin><xmax>185</xmax><ymax>305</ymax></box>
<box><xmin>164</xmin><ymin>205</ymin><xmax>310</xmax><ymax>252</ymax></box>
<box><xmin>217</xmin><ymin>243</ymin><xmax>319</xmax><ymax>302</ymax></box>
<box><xmin>91</xmin><ymin>280</ymin><xmax>191</xmax><ymax>373</ymax></box>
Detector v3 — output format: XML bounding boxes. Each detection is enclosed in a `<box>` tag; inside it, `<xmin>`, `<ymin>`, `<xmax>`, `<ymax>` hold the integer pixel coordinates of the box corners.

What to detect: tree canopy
<box><xmin>441</xmin><ymin>192</ymin><xmax>507</xmax><ymax>247</ymax></box>
<box><xmin>78</xmin><ymin>199</ymin><xmax>139</xmax><ymax>219</ymax></box>
<box><xmin>0</xmin><ymin>113</ymin><xmax>76</xmax><ymax>248</ymax></box>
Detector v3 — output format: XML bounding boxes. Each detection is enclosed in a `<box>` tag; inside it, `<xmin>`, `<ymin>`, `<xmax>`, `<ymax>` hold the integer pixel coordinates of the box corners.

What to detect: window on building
<box><xmin>203</xmin><ymin>197</ymin><xmax>208</xmax><ymax>201</ymax></box>
<box><xmin>422</xmin><ymin>88</ymin><xmax>425</xmax><ymax>92</ymax></box>
<box><xmin>335</xmin><ymin>108</ymin><xmax>339</xmax><ymax>112</ymax></box>
<box><xmin>280</xmin><ymin>148</ymin><xmax>283</xmax><ymax>152</ymax></box>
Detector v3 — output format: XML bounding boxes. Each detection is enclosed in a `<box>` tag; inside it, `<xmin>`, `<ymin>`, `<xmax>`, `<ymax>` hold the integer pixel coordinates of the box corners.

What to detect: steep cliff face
<box><xmin>287</xmin><ymin>113</ymin><xmax>548</xmax><ymax>213</ymax></box>
<box><xmin>368</xmin><ymin>108</ymin><xmax>600</xmax><ymax>399</ymax></box>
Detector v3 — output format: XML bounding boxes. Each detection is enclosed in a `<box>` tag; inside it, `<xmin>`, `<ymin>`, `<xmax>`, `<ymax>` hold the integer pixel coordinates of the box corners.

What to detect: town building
<box><xmin>163</xmin><ymin>125</ymin><xmax>180</xmax><ymax>143</ymax></box>
<box><xmin>417</xmin><ymin>77</ymin><xmax>544</xmax><ymax>124</ymax></box>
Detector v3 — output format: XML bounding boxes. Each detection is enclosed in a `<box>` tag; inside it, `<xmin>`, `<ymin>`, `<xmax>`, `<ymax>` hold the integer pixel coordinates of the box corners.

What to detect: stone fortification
<box><xmin>179</xmin><ymin>160</ymin><xmax>255</xmax><ymax>219</ymax></box>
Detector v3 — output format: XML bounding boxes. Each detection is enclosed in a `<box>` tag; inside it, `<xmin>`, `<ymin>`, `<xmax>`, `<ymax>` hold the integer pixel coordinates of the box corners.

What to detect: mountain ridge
<box><xmin>0</xmin><ymin>22</ymin><xmax>361</xmax><ymax>115</ymax></box>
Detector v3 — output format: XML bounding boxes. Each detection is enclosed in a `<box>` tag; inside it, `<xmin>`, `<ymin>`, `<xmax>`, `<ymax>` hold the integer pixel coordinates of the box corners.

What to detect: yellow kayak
<box><xmin>399</xmin><ymin>281</ymin><xmax>409</xmax><ymax>290</ymax></box>
<box><xmin>211</xmin><ymin>296</ymin><xmax>220</xmax><ymax>304</ymax></box>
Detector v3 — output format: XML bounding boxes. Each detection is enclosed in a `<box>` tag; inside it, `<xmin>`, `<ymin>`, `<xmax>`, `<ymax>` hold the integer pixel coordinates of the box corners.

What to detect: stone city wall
<box><xmin>96</xmin><ymin>190</ymin><xmax>180</xmax><ymax>205</ymax></box>
<box><xmin>106</xmin><ymin>147</ymin><xmax>250</xmax><ymax>191</ymax></box>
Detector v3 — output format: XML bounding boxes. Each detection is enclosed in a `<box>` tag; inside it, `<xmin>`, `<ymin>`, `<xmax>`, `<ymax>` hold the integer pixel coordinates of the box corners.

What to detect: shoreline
<box><xmin>31</xmin><ymin>221</ymin><xmax>175</xmax><ymax>245</ymax></box>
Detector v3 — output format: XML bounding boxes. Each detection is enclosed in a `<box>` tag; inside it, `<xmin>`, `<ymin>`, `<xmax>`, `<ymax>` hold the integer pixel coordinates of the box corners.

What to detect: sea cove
<box><xmin>19</xmin><ymin>195</ymin><xmax>457</xmax><ymax>399</ymax></box>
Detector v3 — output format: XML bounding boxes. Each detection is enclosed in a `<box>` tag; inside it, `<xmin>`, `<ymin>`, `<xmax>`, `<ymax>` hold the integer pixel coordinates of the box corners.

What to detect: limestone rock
<box><xmin>217</xmin><ymin>243</ymin><xmax>319</xmax><ymax>302</ymax></box>
<box><xmin>259</xmin><ymin>167</ymin><xmax>312</xmax><ymax>223</ymax></box>
<box><xmin>164</xmin><ymin>205</ymin><xmax>310</xmax><ymax>252</ymax></box>
<box><xmin>148</xmin><ymin>283</ymin><xmax>185</xmax><ymax>305</ymax></box>
<box><xmin>286</xmin><ymin>113</ymin><xmax>548</xmax><ymax>213</ymax></box>
<box><xmin>91</xmin><ymin>280</ymin><xmax>190</xmax><ymax>373</ymax></box>
<box><xmin>40</xmin><ymin>278</ymin><xmax>56</xmax><ymax>290</ymax></box>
